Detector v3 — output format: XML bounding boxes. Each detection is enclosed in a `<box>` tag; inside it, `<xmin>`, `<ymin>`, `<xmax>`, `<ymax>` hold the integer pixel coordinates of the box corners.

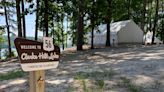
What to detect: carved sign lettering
<box><xmin>14</xmin><ymin>38</ymin><xmax>60</xmax><ymax>71</ymax></box>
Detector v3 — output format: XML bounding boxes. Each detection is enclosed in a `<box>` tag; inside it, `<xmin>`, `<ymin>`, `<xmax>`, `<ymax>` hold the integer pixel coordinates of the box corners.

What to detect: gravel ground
<box><xmin>0</xmin><ymin>45</ymin><xmax>164</xmax><ymax>92</ymax></box>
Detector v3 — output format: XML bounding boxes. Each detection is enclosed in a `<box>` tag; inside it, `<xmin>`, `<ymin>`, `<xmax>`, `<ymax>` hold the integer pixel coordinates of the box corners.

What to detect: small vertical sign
<box><xmin>43</xmin><ymin>37</ymin><xmax>54</xmax><ymax>51</ymax></box>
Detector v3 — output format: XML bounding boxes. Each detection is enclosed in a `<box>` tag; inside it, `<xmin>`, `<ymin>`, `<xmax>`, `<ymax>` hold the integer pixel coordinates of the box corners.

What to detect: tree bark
<box><xmin>21</xmin><ymin>0</ymin><xmax>26</xmax><ymax>38</ymax></box>
<box><xmin>44</xmin><ymin>0</ymin><xmax>48</xmax><ymax>37</ymax></box>
<box><xmin>35</xmin><ymin>0</ymin><xmax>39</xmax><ymax>40</ymax></box>
<box><xmin>77</xmin><ymin>0</ymin><xmax>84</xmax><ymax>50</ymax></box>
<box><xmin>91</xmin><ymin>0</ymin><xmax>96</xmax><ymax>49</ymax></box>
<box><xmin>152</xmin><ymin>0</ymin><xmax>159</xmax><ymax>44</ymax></box>
<box><xmin>61</xmin><ymin>15</ymin><xmax>64</xmax><ymax>50</ymax></box>
<box><xmin>66</xmin><ymin>15</ymin><xmax>69</xmax><ymax>48</ymax></box>
<box><xmin>127</xmin><ymin>0</ymin><xmax>131</xmax><ymax>19</ymax></box>
<box><xmin>160</xmin><ymin>0</ymin><xmax>163</xmax><ymax>42</ymax></box>
<box><xmin>141</xmin><ymin>0</ymin><xmax>147</xmax><ymax>31</ymax></box>
<box><xmin>4</xmin><ymin>0</ymin><xmax>12</xmax><ymax>57</ymax></box>
<box><xmin>162</xmin><ymin>21</ymin><xmax>164</xmax><ymax>44</ymax></box>
<box><xmin>106</xmin><ymin>0</ymin><xmax>112</xmax><ymax>47</ymax></box>
<box><xmin>162</xmin><ymin>1</ymin><xmax>164</xmax><ymax>44</ymax></box>
<box><xmin>91</xmin><ymin>17</ymin><xmax>94</xmax><ymax>49</ymax></box>
<box><xmin>106</xmin><ymin>22</ymin><xmax>110</xmax><ymax>46</ymax></box>
<box><xmin>16</xmin><ymin>0</ymin><xmax>22</xmax><ymax>37</ymax></box>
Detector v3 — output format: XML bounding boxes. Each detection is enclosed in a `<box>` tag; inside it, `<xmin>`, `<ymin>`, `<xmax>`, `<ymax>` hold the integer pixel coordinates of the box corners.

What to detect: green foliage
<box><xmin>0</xmin><ymin>70</ymin><xmax>27</xmax><ymax>81</ymax></box>
<box><xmin>13</xmin><ymin>0</ymin><xmax>164</xmax><ymax>49</ymax></box>
<box><xmin>120</xmin><ymin>77</ymin><xmax>143</xmax><ymax>92</ymax></box>
<box><xmin>82</xmin><ymin>80</ymin><xmax>88</xmax><ymax>92</ymax></box>
<box><xmin>73</xmin><ymin>71</ymin><xmax>146</xmax><ymax>92</ymax></box>
<box><xmin>0</xmin><ymin>27</ymin><xmax>5</xmax><ymax>43</ymax></box>
<box><xmin>95</xmin><ymin>79</ymin><xmax>105</xmax><ymax>92</ymax></box>
<box><xmin>75</xmin><ymin>70</ymin><xmax>115</xmax><ymax>80</ymax></box>
<box><xmin>3</xmin><ymin>49</ymin><xmax>15</xmax><ymax>59</ymax></box>
<box><xmin>66</xmin><ymin>87</ymin><xmax>74</xmax><ymax>92</ymax></box>
<box><xmin>74</xmin><ymin>71</ymin><xmax>112</xmax><ymax>92</ymax></box>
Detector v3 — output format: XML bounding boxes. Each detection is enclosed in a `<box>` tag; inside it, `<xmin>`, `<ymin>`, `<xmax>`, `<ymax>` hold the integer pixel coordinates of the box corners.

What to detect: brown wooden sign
<box><xmin>14</xmin><ymin>38</ymin><xmax>60</xmax><ymax>71</ymax></box>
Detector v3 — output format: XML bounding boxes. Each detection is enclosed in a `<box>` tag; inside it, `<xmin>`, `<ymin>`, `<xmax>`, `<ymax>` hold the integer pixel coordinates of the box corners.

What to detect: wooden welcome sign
<box><xmin>14</xmin><ymin>37</ymin><xmax>60</xmax><ymax>71</ymax></box>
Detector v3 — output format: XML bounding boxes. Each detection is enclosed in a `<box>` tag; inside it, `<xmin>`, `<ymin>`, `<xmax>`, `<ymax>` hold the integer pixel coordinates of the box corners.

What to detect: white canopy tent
<box><xmin>88</xmin><ymin>20</ymin><xmax>144</xmax><ymax>46</ymax></box>
<box><xmin>0</xmin><ymin>8</ymin><xmax>4</xmax><ymax>15</ymax></box>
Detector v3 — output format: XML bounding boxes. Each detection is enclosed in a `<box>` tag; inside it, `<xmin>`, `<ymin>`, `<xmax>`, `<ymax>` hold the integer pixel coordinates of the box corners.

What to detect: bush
<box><xmin>3</xmin><ymin>49</ymin><xmax>15</xmax><ymax>59</ymax></box>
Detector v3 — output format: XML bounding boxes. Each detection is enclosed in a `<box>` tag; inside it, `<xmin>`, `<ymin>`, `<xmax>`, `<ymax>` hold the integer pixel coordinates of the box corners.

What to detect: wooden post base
<box><xmin>29</xmin><ymin>70</ymin><xmax>45</xmax><ymax>92</ymax></box>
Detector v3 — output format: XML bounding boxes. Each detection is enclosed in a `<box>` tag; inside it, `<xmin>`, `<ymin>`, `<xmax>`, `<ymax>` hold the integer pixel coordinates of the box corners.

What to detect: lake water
<box><xmin>0</xmin><ymin>48</ymin><xmax>17</xmax><ymax>59</ymax></box>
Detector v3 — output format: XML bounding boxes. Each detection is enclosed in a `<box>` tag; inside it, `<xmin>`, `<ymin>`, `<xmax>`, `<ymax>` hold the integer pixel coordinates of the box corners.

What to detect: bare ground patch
<box><xmin>0</xmin><ymin>45</ymin><xmax>164</xmax><ymax>92</ymax></box>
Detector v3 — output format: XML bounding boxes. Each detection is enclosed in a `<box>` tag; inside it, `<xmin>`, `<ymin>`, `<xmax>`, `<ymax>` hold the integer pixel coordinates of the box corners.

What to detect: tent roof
<box><xmin>95</xmin><ymin>20</ymin><xmax>132</xmax><ymax>35</ymax></box>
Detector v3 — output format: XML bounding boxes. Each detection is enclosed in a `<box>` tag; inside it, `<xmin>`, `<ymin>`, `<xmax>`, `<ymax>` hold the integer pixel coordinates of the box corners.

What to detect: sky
<box><xmin>0</xmin><ymin>1</ymin><xmax>71</xmax><ymax>47</ymax></box>
<box><xmin>0</xmin><ymin>1</ymin><xmax>43</xmax><ymax>37</ymax></box>
<box><xmin>0</xmin><ymin>8</ymin><xmax>68</xmax><ymax>38</ymax></box>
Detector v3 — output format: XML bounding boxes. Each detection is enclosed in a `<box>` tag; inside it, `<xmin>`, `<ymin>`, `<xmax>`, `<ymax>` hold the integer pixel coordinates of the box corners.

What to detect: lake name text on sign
<box><xmin>14</xmin><ymin>38</ymin><xmax>60</xmax><ymax>71</ymax></box>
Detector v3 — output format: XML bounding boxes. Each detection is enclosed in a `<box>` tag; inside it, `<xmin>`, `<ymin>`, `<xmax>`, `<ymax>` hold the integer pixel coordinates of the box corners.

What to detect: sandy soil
<box><xmin>0</xmin><ymin>45</ymin><xmax>164</xmax><ymax>92</ymax></box>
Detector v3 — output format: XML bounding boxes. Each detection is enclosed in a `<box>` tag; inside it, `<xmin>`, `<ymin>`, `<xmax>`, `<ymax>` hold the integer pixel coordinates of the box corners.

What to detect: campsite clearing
<box><xmin>0</xmin><ymin>45</ymin><xmax>164</xmax><ymax>92</ymax></box>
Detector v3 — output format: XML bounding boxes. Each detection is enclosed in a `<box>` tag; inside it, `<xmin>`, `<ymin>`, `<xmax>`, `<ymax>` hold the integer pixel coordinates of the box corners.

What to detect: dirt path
<box><xmin>0</xmin><ymin>45</ymin><xmax>164</xmax><ymax>92</ymax></box>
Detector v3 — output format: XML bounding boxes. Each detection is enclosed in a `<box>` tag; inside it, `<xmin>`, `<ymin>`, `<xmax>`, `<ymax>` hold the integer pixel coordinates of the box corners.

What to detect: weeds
<box><xmin>120</xmin><ymin>77</ymin><xmax>143</xmax><ymax>92</ymax></box>
<box><xmin>74</xmin><ymin>70</ymin><xmax>115</xmax><ymax>92</ymax></box>
<box><xmin>95</xmin><ymin>79</ymin><xmax>105</xmax><ymax>92</ymax></box>
<box><xmin>66</xmin><ymin>87</ymin><xmax>74</xmax><ymax>92</ymax></box>
<box><xmin>75</xmin><ymin>70</ymin><xmax>115</xmax><ymax>80</ymax></box>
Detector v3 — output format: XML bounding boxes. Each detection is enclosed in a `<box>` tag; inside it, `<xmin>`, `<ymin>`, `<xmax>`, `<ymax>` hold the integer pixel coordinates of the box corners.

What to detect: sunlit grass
<box><xmin>0</xmin><ymin>70</ymin><xmax>27</xmax><ymax>81</ymax></box>
<box><xmin>73</xmin><ymin>70</ymin><xmax>115</xmax><ymax>92</ymax></box>
<box><xmin>120</xmin><ymin>77</ymin><xmax>143</xmax><ymax>92</ymax></box>
<box><xmin>74</xmin><ymin>70</ymin><xmax>116</xmax><ymax>80</ymax></box>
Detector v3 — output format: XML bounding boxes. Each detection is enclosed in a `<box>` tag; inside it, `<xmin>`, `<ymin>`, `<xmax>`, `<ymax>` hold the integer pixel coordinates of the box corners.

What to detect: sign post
<box><xmin>14</xmin><ymin>38</ymin><xmax>60</xmax><ymax>92</ymax></box>
<box><xmin>29</xmin><ymin>70</ymin><xmax>45</xmax><ymax>92</ymax></box>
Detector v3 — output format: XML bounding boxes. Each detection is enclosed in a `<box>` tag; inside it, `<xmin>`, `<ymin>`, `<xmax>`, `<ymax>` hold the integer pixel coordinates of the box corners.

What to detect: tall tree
<box><xmin>16</xmin><ymin>0</ymin><xmax>22</xmax><ymax>37</ymax></box>
<box><xmin>90</xmin><ymin>0</ymin><xmax>96</xmax><ymax>49</ymax></box>
<box><xmin>152</xmin><ymin>0</ymin><xmax>159</xmax><ymax>44</ymax></box>
<box><xmin>127</xmin><ymin>0</ymin><xmax>131</xmax><ymax>19</ymax></box>
<box><xmin>141</xmin><ymin>0</ymin><xmax>147</xmax><ymax>31</ymax></box>
<box><xmin>3</xmin><ymin>0</ymin><xmax>12</xmax><ymax>57</ymax></box>
<box><xmin>61</xmin><ymin>14</ymin><xmax>64</xmax><ymax>50</ymax></box>
<box><xmin>106</xmin><ymin>0</ymin><xmax>112</xmax><ymax>46</ymax></box>
<box><xmin>44</xmin><ymin>0</ymin><xmax>48</xmax><ymax>37</ymax></box>
<box><xmin>35</xmin><ymin>0</ymin><xmax>39</xmax><ymax>40</ymax></box>
<box><xmin>77</xmin><ymin>0</ymin><xmax>84</xmax><ymax>50</ymax></box>
<box><xmin>21</xmin><ymin>0</ymin><xmax>26</xmax><ymax>38</ymax></box>
<box><xmin>162</xmin><ymin>0</ymin><xmax>164</xmax><ymax>44</ymax></box>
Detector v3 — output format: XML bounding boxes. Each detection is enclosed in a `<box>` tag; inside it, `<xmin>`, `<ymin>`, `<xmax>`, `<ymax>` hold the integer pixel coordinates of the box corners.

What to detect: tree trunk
<box><xmin>66</xmin><ymin>15</ymin><xmax>69</xmax><ymax>48</ymax></box>
<box><xmin>152</xmin><ymin>0</ymin><xmax>159</xmax><ymax>44</ymax></box>
<box><xmin>77</xmin><ymin>0</ymin><xmax>84</xmax><ymax>50</ymax></box>
<box><xmin>106</xmin><ymin>22</ymin><xmax>110</xmax><ymax>46</ymax></box>
<box><xmin>147</xmin><ymin>1</ymin><xmax>153</xmax><ymax>32</ymax></box>
<box><xmin>162</xmin><ymin>22</ymin><xmax>164</xmax><ymax>44</ymax></box>
<box><xmin>65</xmin><ymin>33</ymin><xmax>67</xmax><ymax>47</ymax></box>
<box><xmin>91</xmin><ymin>0</ymin><xmax>96</xmax><ymax>49</ymax></box>
<box><xmin>0</xmin><ymin>49</ymin><xmax>1</xmax><ymax>59</ymax></box>
<box><xmin>4</xmin><ymin>0</ymin><xmax>12</xmax><ymax>57</ymax></box>
<box><xmin>147</xmin><ymin>2</ymin><xmax>151</xmax><ymax>32</ymax></box>
<box><xmin>162</xmin><ymin>1</ymin><xmax>164</xmax><ymax>44</ymax></box>
<box><xmin>35</xmin><ymin>0</ymin><xmax>39</xmax><ymax>40</ymax></box>
<box><xmin>21</xmin><ymin>0</ymin><xmax>26</xmax><ymax>38</ymax></box>
<box><xmin>61</xmin><ymin>15</ymin><xmax>64</xmax><ymax>50</ymax></box>
<box><xmin>106</xmin><ymin>0</ymin><xmax>112</xmax><ymax>47</ymax></box>
<box><xmin>16</xmin><ymin>0</ymin><xmax>22</xmax><ymax>37</ymax></box>
<box><xmin>44</xmin><ymin>0</ymin><xmax>48</xmax><ymax>37</ymax></box>
<box><xmin>91</xmin><ymin>18</ymin><xmax>94</xmax><ymax>49</ymax></box>
<box><xmin>141</xmin><ymin>0</ymin><xmax>147</xmax><ymax>31</ymax></box>
<box><xmin>127</xmin><ymin>0</ymin><xmax>131</xmax><ymax>19</ymax></box>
